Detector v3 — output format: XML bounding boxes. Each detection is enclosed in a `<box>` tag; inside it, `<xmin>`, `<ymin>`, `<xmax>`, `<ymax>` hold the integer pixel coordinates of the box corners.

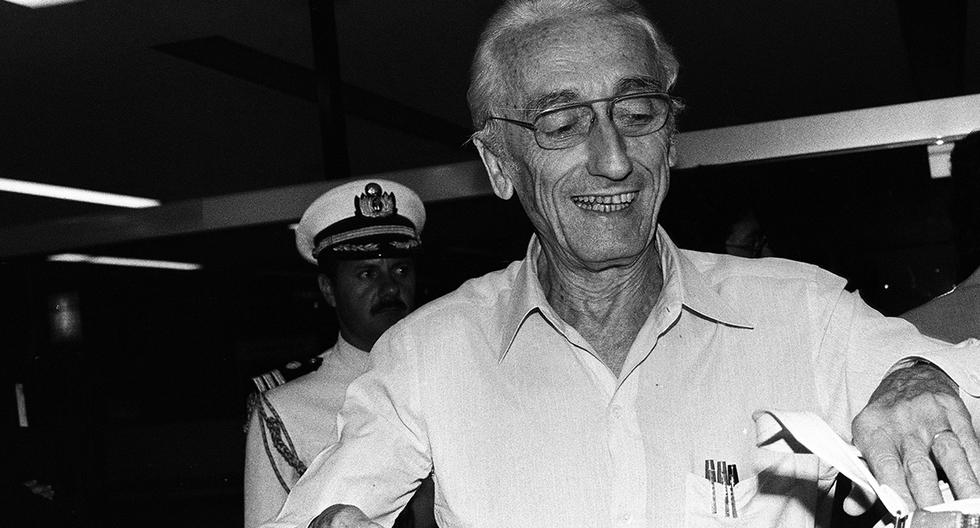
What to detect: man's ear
<box><xmin>317</xmin><ymin>274</ymin><xmax>337</xmax><ymax>309</ymax></box>
<box><xmin>473</xmin><ymin>138</ymin><xmax>514</xmax><ymax>200</ymax></box>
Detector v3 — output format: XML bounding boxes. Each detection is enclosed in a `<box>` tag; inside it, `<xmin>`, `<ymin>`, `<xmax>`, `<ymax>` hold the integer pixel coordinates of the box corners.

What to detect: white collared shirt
<box><xmin>267</xmin><ymin>228</ymin><xmax>980</xmax><ymax>528</ymax></box>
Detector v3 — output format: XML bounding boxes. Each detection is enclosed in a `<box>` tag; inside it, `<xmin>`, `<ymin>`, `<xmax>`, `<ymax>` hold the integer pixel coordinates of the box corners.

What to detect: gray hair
<box><xmin>466</xmin><ymin>0</ymin><xmax>681</xmax><ymax>141</ymax></box>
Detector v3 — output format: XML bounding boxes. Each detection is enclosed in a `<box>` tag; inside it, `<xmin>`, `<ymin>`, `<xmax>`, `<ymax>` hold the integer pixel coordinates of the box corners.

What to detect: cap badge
<box><xmin>356</xmin><ymin>182</ymin><xmax>397</xmax><ymax>218</ymax></box>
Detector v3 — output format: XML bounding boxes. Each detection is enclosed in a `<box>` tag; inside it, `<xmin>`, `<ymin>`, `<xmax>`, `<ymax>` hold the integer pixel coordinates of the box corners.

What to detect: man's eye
<box><xmin>537</xmin><ymin>108</ymin><xmax>588</xmax><ymax>140</ymax></box>
<box><xmin>614</xmin><ymin>110</ymin><xmax>654</xmax><ymax>128</ymax></box>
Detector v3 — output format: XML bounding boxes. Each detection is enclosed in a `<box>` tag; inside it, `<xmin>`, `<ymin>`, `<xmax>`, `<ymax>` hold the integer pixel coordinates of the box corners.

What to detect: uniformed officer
<box><xmin>244</xmin><ymin>179</ymin><xmax>433</xmax><ymax>528</ymax></box>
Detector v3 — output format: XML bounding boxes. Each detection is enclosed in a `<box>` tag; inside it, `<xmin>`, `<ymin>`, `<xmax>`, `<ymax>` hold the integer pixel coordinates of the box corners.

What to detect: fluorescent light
<box><xmin>0</xmin><ymin>178</ymin><xmax>160</xmax><ymax>208</ymax></box>
<box><xmin>47</xmin><ymin>253</ymin><xmax>201</xmax><ymax>271</ymax></box>
<box><xmin>3</xmin><ymin>0</ymin><xmax>83</xmax><ymax>8</ymax></box>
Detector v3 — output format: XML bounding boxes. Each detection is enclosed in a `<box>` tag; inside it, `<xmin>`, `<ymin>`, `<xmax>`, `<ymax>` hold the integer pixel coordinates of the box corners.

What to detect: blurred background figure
<box><xmin>902</xmin><ymin>130</ymin><xmax>980</xmax><ymax>342</ymax></box>
<box><xmin>724</xmin><ymin>206</ymin><xmax>775</xmax><ymax>258</ymax></box>
<box><xmin>243</xmin><ymin>179</ymin><xmax>435</xmax><ymax>528</ymax></box>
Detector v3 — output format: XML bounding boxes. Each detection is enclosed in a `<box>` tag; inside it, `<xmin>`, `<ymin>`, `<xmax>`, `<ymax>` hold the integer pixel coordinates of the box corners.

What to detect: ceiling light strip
<box><xmin>673</xmin><ymin>93</ymin><xmax>980</xmax><ymax>169</ymax></box>
<box><xmin>0</xmin><ymin>178</ymin><xmax>160</xmax><ymax>208</ymax></box>
<box><xmin>2</xmin><ymin>0</ymin><xmax>84</xmax><ymax>8</ymax></box>
<box><xmin>47</xmin><ymin>253</ymin><xmax>201</xmax><ymax>271</ymax></box>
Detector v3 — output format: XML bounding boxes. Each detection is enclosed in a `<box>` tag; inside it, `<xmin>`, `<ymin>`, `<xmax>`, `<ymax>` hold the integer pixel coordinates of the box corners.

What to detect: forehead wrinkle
<box><xmin>496</xmin><ymin>15</ymin><xmax>662</xmax><ymax>118</ymax></box>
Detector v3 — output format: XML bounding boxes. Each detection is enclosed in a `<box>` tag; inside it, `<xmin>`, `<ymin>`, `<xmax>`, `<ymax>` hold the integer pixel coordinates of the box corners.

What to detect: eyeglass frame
<box><xmin>483</xmin><ymin>91</ymin><xmax>681</xmax><ymax>150</ymax></box>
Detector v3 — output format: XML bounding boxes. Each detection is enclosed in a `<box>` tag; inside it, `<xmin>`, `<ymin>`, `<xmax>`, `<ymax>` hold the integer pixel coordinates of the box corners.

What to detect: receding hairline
<box><xmin>468</xmin><ymin>4</ymin><xmax>679</xmax><ymax>137</ymax></box>
<box><xmin>511</xmin><ymin>15</ymin><xmax>659</xmax><ymax>91</ymax></box>
<box><xmin>502</xmin><ymin>21</ymin><xmax>668</xmax><ymax>115</ymax></box>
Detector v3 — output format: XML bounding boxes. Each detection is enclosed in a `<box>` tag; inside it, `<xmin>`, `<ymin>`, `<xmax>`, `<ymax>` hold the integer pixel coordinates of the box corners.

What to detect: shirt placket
<box><xmin>608</xmin><ymin>374</ymin><xmax>646</xmax><ymax>527</ymax></box>
<box><xmin>608</xmin><ymin>301</ymin><xmax>682</xmax><ymax>527</ymax></box>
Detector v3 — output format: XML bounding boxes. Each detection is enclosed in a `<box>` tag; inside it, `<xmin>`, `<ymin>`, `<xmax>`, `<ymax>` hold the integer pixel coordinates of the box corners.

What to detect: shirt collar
<box><xmin>496</xmin><ymin>236</ymin><xmax>563</xmax><ymax>361</ymax></box>
<box><xmin>497</xmin><ymin>227</ymin><xmax>754</xmax><ymax>362</ymax></box>
<box><xmin>657</xmin><ymin>228</ymin><xmax>754</xmax><ymax>330</ymax></box>
<box><xmin>335</xmin><ymin>333</ymin><xmax>371</xmax><ymax>368</ymax></box>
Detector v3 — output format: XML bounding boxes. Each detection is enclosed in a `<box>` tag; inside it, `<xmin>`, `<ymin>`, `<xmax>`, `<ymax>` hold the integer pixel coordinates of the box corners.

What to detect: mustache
<box><xmin>370</xmin><ymin>298</ymin><xmax>408</xmax><ymax>315</ymax></box>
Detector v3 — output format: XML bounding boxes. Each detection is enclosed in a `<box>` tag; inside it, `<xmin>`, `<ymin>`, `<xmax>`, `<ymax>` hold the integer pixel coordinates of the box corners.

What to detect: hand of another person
<box><xmin>308</xmin><ymin>505</ymin><xmax>383</xmax><ymax>528</ymax></box>
<box><xmin>852</xmin><ymin>363</ymin><xmax>980</xmax><ymax>510</ymax></box>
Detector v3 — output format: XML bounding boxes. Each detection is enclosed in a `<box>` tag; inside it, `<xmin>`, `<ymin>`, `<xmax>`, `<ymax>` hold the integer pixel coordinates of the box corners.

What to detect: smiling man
<box><xmin>263</xmin><ymin>2</ymin><xmax>980</xmax><ymax>527</ymax></box>
<box><xmin>244</xmin><ymin>179</ymin><xmax>432</xmax><ymax>528</ymax></box>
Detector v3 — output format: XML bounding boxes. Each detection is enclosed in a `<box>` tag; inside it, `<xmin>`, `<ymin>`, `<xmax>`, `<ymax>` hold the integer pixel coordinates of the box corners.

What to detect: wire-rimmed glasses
<box><xmin>485</xmin><ymin>91</ymin><xmax>677</xmax><ymax>150</ymax></box>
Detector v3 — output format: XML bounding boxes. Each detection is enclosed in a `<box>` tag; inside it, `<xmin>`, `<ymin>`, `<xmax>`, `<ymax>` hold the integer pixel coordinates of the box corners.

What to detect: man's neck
<box><xmin>537</xmin><ymin>246</ymin><xmax>664</xmax><ymax>376</ymax></box>
<box><xmin>338</xmin><ymin>330</ymin><xmax>373</xmax><ymax>354</ymax></box>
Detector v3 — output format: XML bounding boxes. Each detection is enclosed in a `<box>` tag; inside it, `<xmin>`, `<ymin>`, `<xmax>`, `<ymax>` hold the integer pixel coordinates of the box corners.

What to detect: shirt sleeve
<box><xmin>814</xmin><ymin>289</ymin><xmax>980</xmax><ymax>439</ymax></box>
<box><xmin>889</xmin><ymin>338</ymin><xmax>980</xmax><ymax>397</ymax></box>
<box><xmin>263</xmin><ymin>328</ymin><xmax>432</xmax><ymax>528</ymax></box>
<box><xmin>244</xmin><ymin>401</ymin><xmax>291</xmax><ymax>528</ymax></box>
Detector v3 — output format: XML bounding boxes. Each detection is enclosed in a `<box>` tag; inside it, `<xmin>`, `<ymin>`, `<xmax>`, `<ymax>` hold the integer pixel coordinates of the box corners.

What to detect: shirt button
<box><xmin>621</xmin><ymin>513</ymin><xmax>632</xmax><ymax>522</ymax></box>
<box><xmin>611</xmin><ymin>405</ymin><xmax>623</xmax><ymax>419</ymax></box>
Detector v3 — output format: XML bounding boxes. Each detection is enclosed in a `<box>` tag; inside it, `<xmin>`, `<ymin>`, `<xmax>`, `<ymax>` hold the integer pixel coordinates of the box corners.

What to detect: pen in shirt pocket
<box><xmin>704</xmin><ymin>459</ymin><xmax>739</xmax><ymax>518</ymax></box>
<box><xmin>727</xmin><ymin>464</ymin><xmax>739</xmax><ymax>518</ymax></box>
<box><xmin>704</xmin><ymin>460</ymin><xmax>717</xmax><ymax>514</ymax></box>
<box><xmin>715</xmin><ymin>460</ymin><xmax>730</xmax><ymax>517</ymax></box>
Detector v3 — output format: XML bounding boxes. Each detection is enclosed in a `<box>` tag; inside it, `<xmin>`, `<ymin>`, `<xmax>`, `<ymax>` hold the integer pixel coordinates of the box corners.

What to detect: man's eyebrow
<box><xmin>514</xmin><ymin>78</ymin><xmax>663</xmax><ymax>117</ymax></box>
<box><xmin>616</xmin><ymin>77</ymin><xmax>663</xmax><ymax>93</ymax></box>
<box><xmin>521</xmin><ymin>89</ymin><xmax>579</xmax><ymax>117</ymax></box>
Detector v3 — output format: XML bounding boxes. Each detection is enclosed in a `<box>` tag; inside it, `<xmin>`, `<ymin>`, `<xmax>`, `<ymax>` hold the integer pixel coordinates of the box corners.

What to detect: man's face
<box><xmin>481</xmin><ymin>16</ymin><xmax>674</xmax><ymax>272</ymax></box>
<box><xmin>319</xmin><ymin>256</ymin><xmax>417</xmax><ymax>351</ymax></box>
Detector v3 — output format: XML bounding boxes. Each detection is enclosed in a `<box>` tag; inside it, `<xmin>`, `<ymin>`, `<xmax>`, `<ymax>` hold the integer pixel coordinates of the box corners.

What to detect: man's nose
<box><xmin>377</xmin><ymin>272</ymin><xmax>401</xmax><ymax>296</ymax></box>
<box><xmin>586</xmin><ymin>115</ymin><xmax>632</xmax><ymax>180</ymax></box>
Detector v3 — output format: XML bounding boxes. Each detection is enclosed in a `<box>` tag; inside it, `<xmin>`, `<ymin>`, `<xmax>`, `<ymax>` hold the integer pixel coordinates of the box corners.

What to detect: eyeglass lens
<box><xmin>534</xmin><ymin>94</ymin><xmax>670</xmax><ymax>149</ymax></box>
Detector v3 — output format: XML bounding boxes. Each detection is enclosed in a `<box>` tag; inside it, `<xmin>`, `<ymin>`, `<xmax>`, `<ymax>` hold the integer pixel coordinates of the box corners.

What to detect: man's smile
<box><xmin>570</xmin><ymin>191</ymin><xmax>638</xmax><ymax>212</ymax></box>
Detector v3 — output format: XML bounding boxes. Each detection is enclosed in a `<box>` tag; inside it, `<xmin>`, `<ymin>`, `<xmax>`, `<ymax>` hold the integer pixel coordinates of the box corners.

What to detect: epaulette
<box><xmin>250</xmin><ymin>355</ymin><xmax>323</xmax><ymax>393</ymax></box>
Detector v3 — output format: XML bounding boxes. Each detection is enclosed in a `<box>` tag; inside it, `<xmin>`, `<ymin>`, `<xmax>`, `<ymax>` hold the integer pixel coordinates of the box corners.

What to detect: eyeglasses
<box><xmin>485</xmin><ymin>91</ymin><xmax>676</xmax><ymax>150</ymax></box>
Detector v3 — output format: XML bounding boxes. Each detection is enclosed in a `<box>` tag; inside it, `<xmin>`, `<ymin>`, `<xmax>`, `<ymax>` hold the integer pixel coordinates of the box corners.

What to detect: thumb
<box><xmin>844</xmin><ymin>479</ymin><xmax>879</xmax><ymax>516</ymax></box>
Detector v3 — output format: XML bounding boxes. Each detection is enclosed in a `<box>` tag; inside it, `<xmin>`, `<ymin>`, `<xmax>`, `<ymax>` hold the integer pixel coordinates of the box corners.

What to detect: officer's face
<box><xmin>319</xmin><ymin>257</ymin><xmax>416</xmax><ymax>352</ymax></box>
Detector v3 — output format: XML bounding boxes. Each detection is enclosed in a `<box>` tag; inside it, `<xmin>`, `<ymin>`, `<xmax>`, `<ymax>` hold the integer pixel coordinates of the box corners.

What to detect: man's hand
<box><xmin>309</xmin><ymin>505</ymin><xmax>383</xmax><ymax>528</ymax></box>
<box><xmin>852</xmin><ymin>363</ymin><xmax>980</xmax><ymax>509</ymax></box>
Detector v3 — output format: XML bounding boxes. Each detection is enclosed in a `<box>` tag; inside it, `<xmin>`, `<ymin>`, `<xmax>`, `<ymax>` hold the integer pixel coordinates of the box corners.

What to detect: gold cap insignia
<box><xmin>356</xmin><ymin>182</ymin><xmax>397</xmax><ymax>218</ymax></box>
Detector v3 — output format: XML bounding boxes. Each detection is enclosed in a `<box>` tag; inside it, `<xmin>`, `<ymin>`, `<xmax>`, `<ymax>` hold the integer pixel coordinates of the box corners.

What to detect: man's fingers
<box><xmin>963</xmin><ymin>431</ymin><xmax>980</xmax><ymax>485</ymax></box>
<box><xmin>948</xmin><ymin>410</ymin><xmax>980</xmax><ymax>495</ymax></box>
<box><xmin>932</xmin><ymin>428</ymin><xmax>980</xmax><ymax>500</ymax></box>
<box><xmin>900</xmin><ymin>434</ymin><xmax>943</xmax><ymax>507</ymax></box>
<box><xmin>861</xmin><ymin>428</ymin><xmax>917</xmax><ymax>510</ymax></box>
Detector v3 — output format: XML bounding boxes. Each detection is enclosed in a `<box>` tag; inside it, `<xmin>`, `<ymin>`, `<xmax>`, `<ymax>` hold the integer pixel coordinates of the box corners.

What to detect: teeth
<box><xmin>571</xmin><ymin>191</ymin><xmax>637</xmax><ymax>212</ymax></box>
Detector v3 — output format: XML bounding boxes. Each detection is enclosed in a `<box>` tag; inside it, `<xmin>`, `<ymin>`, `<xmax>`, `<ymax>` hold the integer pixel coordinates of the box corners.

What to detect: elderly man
<box><xmin>244</xmin><ymin>179</ymin><xmax>433</xmax><ymax>528</ymax></box>
<box><xmin>264</xmin><ymin>2</ymin><xmax>980</xmax><ymax>527</ymax></box>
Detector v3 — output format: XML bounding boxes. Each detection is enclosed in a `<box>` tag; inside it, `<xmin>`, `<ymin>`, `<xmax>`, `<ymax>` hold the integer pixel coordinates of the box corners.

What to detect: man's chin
<box><xmin>570</xmin><ymin>238</ymin><xmax>650</xmax><ymax>267</ymax></box>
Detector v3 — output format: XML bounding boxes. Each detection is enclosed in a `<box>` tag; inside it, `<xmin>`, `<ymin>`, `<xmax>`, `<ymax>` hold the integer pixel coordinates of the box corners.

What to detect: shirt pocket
<box><xmin>684</xmin><ymin>471</ymin><xmax>758</xmax><ymax>527</ymax></box>
<box><xmin>683</xmin><ymin>453</ymin><xmax>823</xmax><ymax>528</ymax></box>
